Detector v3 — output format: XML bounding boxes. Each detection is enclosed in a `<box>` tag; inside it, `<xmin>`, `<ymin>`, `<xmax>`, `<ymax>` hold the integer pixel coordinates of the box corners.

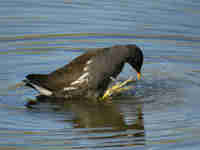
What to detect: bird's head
<box><xmin>126</xmin><ymin>45</ymin><xmax>144</xmax><ymax>80</ymax></box>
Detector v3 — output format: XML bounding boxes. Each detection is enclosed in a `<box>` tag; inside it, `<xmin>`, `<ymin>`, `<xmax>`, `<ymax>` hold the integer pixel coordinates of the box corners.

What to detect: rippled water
<box><xmin>1</xmin><ymin>0</ymin><xmax>200</xmax><ymax>149</ymax></box>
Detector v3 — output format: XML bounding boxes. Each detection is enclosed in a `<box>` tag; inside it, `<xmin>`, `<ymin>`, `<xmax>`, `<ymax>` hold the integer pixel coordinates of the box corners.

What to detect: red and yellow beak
<box><xmin>137</xmin><ymin>72</ymin><xmax>141</xmax><ymax>80</ymax></box>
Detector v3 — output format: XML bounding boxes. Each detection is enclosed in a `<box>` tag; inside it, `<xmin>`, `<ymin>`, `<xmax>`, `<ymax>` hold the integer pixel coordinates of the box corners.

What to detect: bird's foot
<box><xmin>101</xmin><ymin>77</ymin><xmax>136</xmax><ymax>100</ymax></box>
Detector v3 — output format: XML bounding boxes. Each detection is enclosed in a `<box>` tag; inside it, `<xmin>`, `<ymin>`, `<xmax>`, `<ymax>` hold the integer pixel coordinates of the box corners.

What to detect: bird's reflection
<box><xmin>27</xmin><ymin>96</ymin><xmax>145</xmax><ymax>142</ymax></box>
<box><xmin>68</xmin><ymin>101</ymin><xmax>144</xmax><ymax>130</ymax></box>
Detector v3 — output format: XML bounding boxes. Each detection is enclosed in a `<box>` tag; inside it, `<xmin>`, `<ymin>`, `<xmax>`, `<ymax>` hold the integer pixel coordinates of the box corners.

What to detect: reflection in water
<box><xmin>1</xmin><ymin>0</ymin><xmax>200</xmax><ymax>149</ymax></box>
<box><xmin>30</xmin><ymin>96</ymin><xmax>145</xmax><ymax>147</ymax></box>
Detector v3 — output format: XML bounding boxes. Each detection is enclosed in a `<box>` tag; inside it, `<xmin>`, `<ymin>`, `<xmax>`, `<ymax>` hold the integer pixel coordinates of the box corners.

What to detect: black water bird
<box><xmin>24</xmin><ymin>44</ymin><xmax>143</xmax><ymax>100</ymax></box>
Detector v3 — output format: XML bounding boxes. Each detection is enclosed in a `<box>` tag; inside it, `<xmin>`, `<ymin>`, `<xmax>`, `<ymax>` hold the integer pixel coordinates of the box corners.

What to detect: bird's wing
<box><xmin>45</xmin><ymin>51</ymin><xmax>97</xmax><ymax>92</ymax></box>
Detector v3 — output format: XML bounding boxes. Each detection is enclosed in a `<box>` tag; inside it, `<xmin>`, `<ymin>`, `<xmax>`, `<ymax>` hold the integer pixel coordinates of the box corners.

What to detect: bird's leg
<box><xmin>101</xmin><ymin>76</ymin><xmax>136</xmax><ymax>100</ymax></box>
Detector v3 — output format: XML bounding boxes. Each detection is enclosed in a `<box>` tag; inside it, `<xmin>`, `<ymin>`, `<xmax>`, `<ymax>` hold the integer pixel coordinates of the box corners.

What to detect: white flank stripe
<box><xmin>70</xmin><ymin>72</ymin><xmax>90</xmax><ymax>85</ymax></box>
<box><xmin>70</xmin><ymin>80</ymin><xmax>81</xmax><ymax>85</ymax></box>
<box><xmin>78</xmin><ymin>72</ymin><xmax>89</xmax><ymax>80</ymax></box>
<box><xmin>86</xmin><ymin>60</ymin><xmax>93</xmax><ymax>65</ymax></box>
<box><xmin>30</xmin><ymin>83</ymin><xmax>52</xmax><ymax>96</ymax></box>
<box><xmin>83</xmin><ymin>66</ymin><xmax>89</xmax><ymax>71</ymax></box>
<box><xmin>64</xmin><ymin>87</ymin><xmax>77</xmax><ymax>91</ymax></box>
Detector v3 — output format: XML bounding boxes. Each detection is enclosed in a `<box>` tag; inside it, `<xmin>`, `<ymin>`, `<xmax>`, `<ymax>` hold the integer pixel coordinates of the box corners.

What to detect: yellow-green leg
<box><xmin>101</xmin><ymin>78</ymin><xmax>136</xmax><ymax>100</ymax></box>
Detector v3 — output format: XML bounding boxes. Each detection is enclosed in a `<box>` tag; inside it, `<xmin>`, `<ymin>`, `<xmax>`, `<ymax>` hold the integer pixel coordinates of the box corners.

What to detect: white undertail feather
<box><xmin>29</xmin><ymin>83</ymin><xmax>52</xmax><ymax>96</ymax></box>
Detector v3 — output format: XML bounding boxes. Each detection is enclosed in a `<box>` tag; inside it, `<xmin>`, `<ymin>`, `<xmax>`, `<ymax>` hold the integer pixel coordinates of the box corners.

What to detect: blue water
<box><xmin>0</xmin><ymin>0</ymin><xmax>200</xmax><ymax>149</ymax></box>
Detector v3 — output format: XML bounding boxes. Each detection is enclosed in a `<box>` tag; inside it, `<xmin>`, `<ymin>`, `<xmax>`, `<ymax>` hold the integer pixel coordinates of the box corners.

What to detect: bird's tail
<box><xmin>24</xmin><ymin>74</ymin><xmax>47</xmax><ymax>86</ymax></box>
<box><xmin>24</xmin><ymin>74</ymin><xmax>52</xmax><ymax>96</ymax></box>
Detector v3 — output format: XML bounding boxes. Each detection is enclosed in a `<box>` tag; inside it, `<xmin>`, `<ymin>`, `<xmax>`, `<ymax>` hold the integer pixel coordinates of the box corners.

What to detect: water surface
<box><xmin>0</xmin><ymin>0</ymin><xmax>200</xmax><ymax>149</ymax></box>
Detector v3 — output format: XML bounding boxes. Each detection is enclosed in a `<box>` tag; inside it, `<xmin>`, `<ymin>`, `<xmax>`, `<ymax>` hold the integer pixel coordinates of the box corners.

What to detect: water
<box><xmin>1</xmin><ymin>0</ymin><xmax>200</xmax><ymax>149</ymax></box>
